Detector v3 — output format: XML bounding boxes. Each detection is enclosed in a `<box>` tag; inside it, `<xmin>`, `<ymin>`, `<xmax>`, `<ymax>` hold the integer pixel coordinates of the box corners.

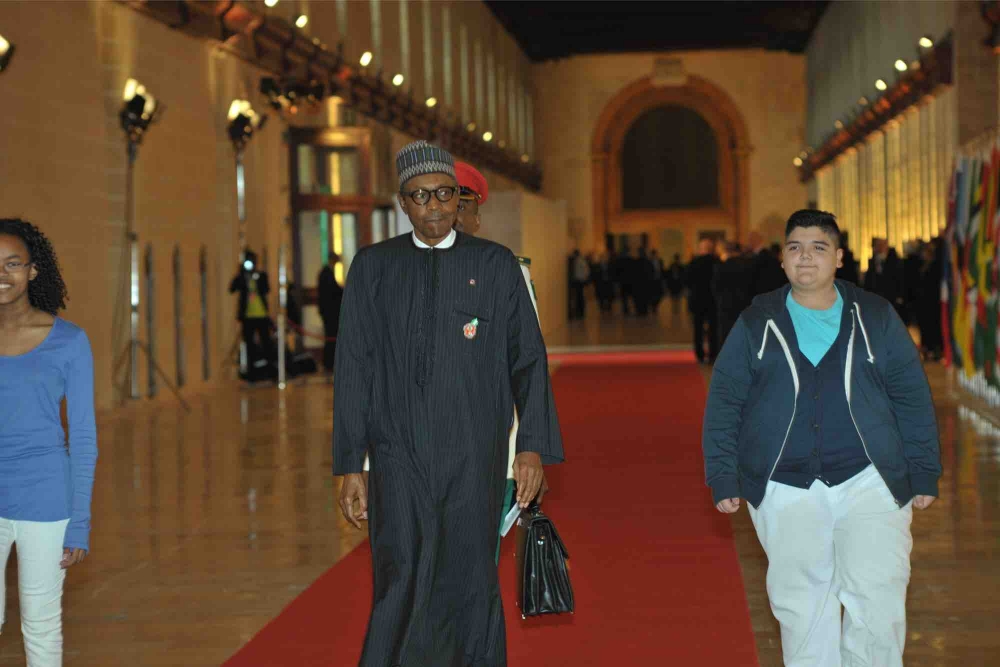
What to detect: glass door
<box><xmin>295</xmin><ymin>210</ymin><xmax>358</xmax><ymax>350</ymax></box>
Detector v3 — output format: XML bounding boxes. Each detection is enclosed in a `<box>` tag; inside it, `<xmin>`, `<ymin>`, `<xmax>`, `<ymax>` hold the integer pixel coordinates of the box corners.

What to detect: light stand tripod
<box><xmin>111</xmin><ymin>79</ymin><xmax>190</xmax><ymax>412</ymax></box>
<box><xmin>222</xmin><ymin>100</ymin><xmax>268</xmax><ymax>380</ymax></box>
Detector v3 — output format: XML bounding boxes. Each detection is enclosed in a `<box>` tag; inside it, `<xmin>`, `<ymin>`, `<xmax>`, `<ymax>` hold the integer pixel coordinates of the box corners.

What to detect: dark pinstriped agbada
<box><xmin>333</xmin><ymin>231</ymin><xmax>564</xmax><ymax>667</ymax></box>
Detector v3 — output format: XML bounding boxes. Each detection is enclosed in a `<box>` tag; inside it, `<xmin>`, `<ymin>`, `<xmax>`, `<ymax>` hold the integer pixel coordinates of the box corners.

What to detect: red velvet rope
<box><xmin>286</xmin><ymin>320</ymin><xmax>337</xmax><ymax>342</ymax></box>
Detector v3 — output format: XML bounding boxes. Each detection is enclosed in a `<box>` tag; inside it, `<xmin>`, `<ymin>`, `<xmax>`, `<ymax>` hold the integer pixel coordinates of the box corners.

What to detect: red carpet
<box><xmin>225</xmin><ymin>358</ymin><xmax>758</xmax><ymax>666</ymax></box>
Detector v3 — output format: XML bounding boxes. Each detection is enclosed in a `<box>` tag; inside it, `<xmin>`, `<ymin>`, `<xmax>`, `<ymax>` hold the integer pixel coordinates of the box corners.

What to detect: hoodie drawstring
<box><xmin>853</xmin><ymin>302</ymin><xmax>875</xmax><ymax>363</ymax></box>
<box><xmin>757</xmin><ymin>323</ymin><xmax>770</xmax><ymax>360</ymax></box>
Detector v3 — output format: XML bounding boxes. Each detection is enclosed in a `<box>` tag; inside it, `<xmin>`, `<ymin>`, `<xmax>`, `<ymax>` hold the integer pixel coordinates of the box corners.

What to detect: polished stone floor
<box><xmin>0</xmin><ymin>297</ymin><xmax>997</xmax><ymax>665</ymax></box>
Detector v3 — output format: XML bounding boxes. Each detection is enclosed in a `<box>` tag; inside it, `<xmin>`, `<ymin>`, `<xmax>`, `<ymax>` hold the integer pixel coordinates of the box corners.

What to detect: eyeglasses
<box><xmin>400</xmin><ymin>186</ymin><xmax>458</xmax><ymax>206</ymax></box>
<box><xmin>1</xmin><ymin>261</ymin><xmax>31</xmax><ymax>274</ymax></box>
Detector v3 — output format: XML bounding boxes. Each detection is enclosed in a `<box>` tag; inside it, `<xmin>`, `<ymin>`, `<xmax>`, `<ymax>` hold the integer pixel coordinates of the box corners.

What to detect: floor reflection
<box><xmin>2</xmin><ymin>382</ymin><xmax>363</xmax><ymax>666</ymax></box>
<box><xmin>0</xmin><ymin>304</ymin><xmax>996</xmax><ymax>665</ymax></box>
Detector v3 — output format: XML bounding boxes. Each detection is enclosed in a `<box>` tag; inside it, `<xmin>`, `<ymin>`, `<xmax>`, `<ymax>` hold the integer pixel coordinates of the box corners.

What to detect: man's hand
<box><xmin>60</xmin><ymin>548</ymin><xmax>87</xmax><ymax>569</ymax></box>
<box><xmin>339</xmin><ymin>472</ymin><xmax>368</xmax><ymax>529</ymax></box>
<box><xmin>912</xmin><ymin>495</ymin><xmax>936</xmax><ymax>510</ymax></box>
<box><xmin>513</xmin><ymin>452</ymin><xmax>547</xmax><ymax>508</ymax></box>
<box><xmin>715</xmin><ymin>497</ymin><xmax>741</xmax><ymax>514</ymax></box>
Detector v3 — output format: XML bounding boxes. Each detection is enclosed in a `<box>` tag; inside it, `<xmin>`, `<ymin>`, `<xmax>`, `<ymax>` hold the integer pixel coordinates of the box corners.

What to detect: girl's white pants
<box><xmin>748</xmin><ymin>465</ymin><xmax>913</xmax><ymax>667</ymax></box>
<box><xmin>0</xmin><ymin>518</ymin><xmax>69</xmax><ymax>667</ymax></box>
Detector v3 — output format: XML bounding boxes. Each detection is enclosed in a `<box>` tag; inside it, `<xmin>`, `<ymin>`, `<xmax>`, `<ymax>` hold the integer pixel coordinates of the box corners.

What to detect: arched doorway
<box><xmin>591</xmin><ymin>75</ymin><xmax>751</xmax><ymax>258</ymax></box>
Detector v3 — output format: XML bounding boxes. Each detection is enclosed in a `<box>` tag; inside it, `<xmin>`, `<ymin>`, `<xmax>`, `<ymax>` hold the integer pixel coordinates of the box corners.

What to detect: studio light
<box><xmin>466</xmin><ymin>122</ymin><xmax>477</xmax><ymax>132</ymax></box>
<box><xmin>834</xmin><ymin>120</ymin><xmax>844</xmax><ymax>130</ymax></box>
<box><xmin>425</xmin><ymin>97</ymin><xmax>437</xmax><ymax>108</ymax></box>
<box><xmin>521</xmin><ymin>154</ymin><xmax>530</xmax><ymax>163</ymax></box>
<box><xmin>919</xmin><ymin>36</ymin><xmax>934</xmax><ymax>48</ymax></box>
<box><xmin>360</xmin><ymin>51</ymin><xmax>373</xmax><ymax>67</ymax></box>
<box><xmin>858</xmin><ymin>96</ymin><xmax>869</xmax><ymax>106</ymax></box>
<box><xmin>482</xmin><ymin>131</ymin><xmax>493</xmax><ymax>142</ymax></box>
<box><xmin>793</xmin><ymin>157</ymin><xmax>803</xmax><ymax>167</ymax></box>
<box><xmin>875</xmin><ymin>79</ymin><xmax>888</xmax><ymax>91</ymax></box>
<box><xmin>227</xmin><ymin>100</ymin><xmax>268</xmax><ymax>150</ymax></box>
<box><xmin>392</xmin><ymin>73</ymin><xmax>405</xmax><ymax>87</ymax></box>
<box><xmin>260</xmin><ymin>77</ymin><xmax>325</xmax><ymax>114</ymax></box>
<box><xmin>120</xmin><ymin>78</ymin><xmax>161</xmax><ymax>144</ymax></box>
<box><xmin>295</xmin><ymin>14</ymin><xmax>309</xmax><ymax>28</ymax></box>
<box><xmin>115</xmin><ymin>77</ymin><xmax>178</xmax><ymax>405</ymax></box>
<box><xmin>894</xmin><ymin>59</ymin><xmax>908</xmax><ymax>72</ymax></box>
<box><xmin>0</xmin><ymin>33</ymin><xmax>15</xmax><ymax>73</ymax></box>
<box><xmin>498</xmin><ymin>140</ymin><xmax>506</xmax><ymax>148</ymax></box>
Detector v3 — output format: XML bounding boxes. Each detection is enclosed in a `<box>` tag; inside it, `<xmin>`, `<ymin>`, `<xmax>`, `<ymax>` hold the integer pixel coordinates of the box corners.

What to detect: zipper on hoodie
<box><xmin>844</xmin><ymin>305</ymin><xmax>898</xmax><ymax>505</ymax></box>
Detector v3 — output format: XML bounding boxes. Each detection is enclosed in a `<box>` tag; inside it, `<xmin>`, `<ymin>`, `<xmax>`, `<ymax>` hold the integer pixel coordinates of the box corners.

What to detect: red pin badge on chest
<box><xmin>463</xmin><ymin>317</ymin><xmax>479</xmax><ymax>340</ymax></box>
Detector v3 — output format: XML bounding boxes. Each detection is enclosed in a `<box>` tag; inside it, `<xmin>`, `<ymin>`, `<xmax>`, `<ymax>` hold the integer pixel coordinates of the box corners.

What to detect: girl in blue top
<box><xmin>0</xmin><ymin>219</ymin><xmax>98</xmax><ymax>666</ymax></box>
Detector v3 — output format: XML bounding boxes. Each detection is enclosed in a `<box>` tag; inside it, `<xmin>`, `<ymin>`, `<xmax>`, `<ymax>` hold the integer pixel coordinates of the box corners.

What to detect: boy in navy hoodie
<box><xmin>702</xmin><ymin>210</ymin><xmax>941</xmax><ymax>667</ymax></box>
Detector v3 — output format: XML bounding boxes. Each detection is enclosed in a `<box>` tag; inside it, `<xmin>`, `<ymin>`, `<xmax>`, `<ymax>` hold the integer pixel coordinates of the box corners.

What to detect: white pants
<box><xmin>0</xmin><ymin>518</ymin><xmax>69</xmax><ymax>667</ymax></box>
<box><xmin>748</xmin><ymin>466</ymin><xmax>913</xmax><ymax>667</ymax></box>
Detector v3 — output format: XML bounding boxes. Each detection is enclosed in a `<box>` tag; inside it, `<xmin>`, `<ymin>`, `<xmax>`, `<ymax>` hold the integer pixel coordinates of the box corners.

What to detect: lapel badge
<box><xmin>463</xmin><ymin>318</ymin><xmax>479</xmax><ymax>340</ymax></box>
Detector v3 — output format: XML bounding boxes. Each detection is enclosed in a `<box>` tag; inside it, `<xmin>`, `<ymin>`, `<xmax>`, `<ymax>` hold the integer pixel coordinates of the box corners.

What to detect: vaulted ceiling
<box><xmin>485</xmin><ymin>1</ymin><xmax>830</xmax><ymax>63</ymax></box>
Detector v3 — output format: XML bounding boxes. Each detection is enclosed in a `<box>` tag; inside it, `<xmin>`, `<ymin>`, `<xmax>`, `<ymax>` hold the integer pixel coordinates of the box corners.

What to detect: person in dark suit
<box><xmin>864</xmin><ymin>238</ymin><xmax>905</xmax><ymax>317</ymax></box>
<box><xmin>317</xmin><ymin>252</ymin><xmax>344</xmax><ymax>372</ymax></box>
<box><xmin>712</xmin><ymin>241</ymin><xmax>753</xmax><ymax>348</ymax></box>
<box><xmin>836</xmin><ymin>231</ymin><xmax>860</xmax><ymax>285</ymax></box>
<box><xmin>746</xmin><ymin>231</ymin><xmax>787</xmax><ymax>296</ymax></box>
<box><xmin>665</xmin><ymin>253</ymin><xmax>686</xmax><ymax>318</ymax></box>
<box><xmin>686</xmin><ymin>238</ymin><xmax>720</xmax><ymax>363</ymax></box>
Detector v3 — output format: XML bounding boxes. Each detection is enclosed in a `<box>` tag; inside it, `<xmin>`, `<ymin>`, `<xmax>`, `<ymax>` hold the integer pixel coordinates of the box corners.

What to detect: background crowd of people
<box><xmin>568</xmin><ymin>231</ymin><xmax>946</xmax><ymax>364</ymax></box>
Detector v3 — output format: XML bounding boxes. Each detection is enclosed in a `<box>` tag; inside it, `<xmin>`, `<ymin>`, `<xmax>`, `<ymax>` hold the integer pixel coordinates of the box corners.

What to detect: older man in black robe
<box><xmin>333</xmin><ymin>140</ymin><xmax>564</xmax><ymax>667</ymax></box>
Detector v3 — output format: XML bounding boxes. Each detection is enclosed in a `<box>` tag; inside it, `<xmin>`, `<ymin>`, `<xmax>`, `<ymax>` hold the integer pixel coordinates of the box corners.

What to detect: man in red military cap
<box><xmin>454</xmin><ymin>160</ymin><xmax>489</xmax><ymax>236</ymax></box>
<box><xmin>452</xmin><ymin>161</ymin><xmax>547</xmax><ymax>562</ymax></box>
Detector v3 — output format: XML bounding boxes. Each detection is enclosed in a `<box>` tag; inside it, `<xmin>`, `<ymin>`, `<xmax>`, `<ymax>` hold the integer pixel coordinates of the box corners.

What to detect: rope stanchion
<box><xmin>286</xmin><ymin>320</ymin><xmax>337</xmax><ymax>342</ymax></box>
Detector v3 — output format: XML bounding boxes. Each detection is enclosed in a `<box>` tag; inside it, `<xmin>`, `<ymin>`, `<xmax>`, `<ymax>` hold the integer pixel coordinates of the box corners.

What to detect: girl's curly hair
<box><xmin>0</xmin><ymin>218</ymin><xmax>68</xmax><ymax>315</ymax></box>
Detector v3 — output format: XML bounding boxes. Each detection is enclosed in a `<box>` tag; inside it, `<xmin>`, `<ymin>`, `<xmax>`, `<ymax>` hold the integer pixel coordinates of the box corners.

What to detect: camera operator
<box><xmin>228</xmin><ymin>250</ymin><xmax>272</xmax><ymax>366</ymax></box>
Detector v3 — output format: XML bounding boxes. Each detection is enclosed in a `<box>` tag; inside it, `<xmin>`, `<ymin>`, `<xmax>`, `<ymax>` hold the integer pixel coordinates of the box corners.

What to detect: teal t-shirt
<box><xmin>785</xmin><ymin>287</ymin><xmax>843</xmax><ymax>366</ymax></box>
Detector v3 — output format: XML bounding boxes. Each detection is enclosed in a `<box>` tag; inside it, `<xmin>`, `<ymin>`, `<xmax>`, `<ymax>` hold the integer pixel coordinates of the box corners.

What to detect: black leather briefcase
<box><xmin>514</xmin><ymin>504</ymin><xmax>575</xmax><ymax>619</ymax></box>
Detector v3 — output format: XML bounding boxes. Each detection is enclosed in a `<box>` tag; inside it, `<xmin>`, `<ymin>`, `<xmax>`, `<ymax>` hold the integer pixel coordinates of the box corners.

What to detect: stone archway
<box><xmin>591</xmin><ymin>75</ymin><xmax>752</xmax><ymax>254</ymax></box>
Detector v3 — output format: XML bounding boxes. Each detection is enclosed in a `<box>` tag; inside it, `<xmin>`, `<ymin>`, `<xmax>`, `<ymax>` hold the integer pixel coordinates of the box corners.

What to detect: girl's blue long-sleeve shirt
<box><xmin>0</xmin><ymin>317</ymin><xmax>98</xmax><ymax>551</ymax></box>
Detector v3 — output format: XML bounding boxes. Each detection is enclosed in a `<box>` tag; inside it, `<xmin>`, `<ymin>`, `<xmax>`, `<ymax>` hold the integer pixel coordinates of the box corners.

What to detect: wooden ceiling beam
<box><xmin>119</xmin><ymin>0</ymin><xmax>542</xmax><ymax>190</ymax></box>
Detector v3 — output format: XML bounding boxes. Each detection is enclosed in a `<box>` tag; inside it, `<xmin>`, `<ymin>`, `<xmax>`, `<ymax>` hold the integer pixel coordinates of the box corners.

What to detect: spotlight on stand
<box><xmin>0</xmin><ymin>33</ymin><xmax>15</xmax><ymax>73</ymax></box>
<box><xmin>115</xmin><ymin>77</ymin><xmax>187</xmax><ymax>409</ymax></box>
<box><xmin>227</xmin><ymin>100</ymin><xmax>267</xmax><ymax>151</ymax></box>
<box><xmin>120</xmin><ymin>78</ymin><xmax>161</xmax><ymax>145</ymax></box>
<box><xmin>226</xmin><ymin>97</ymin><xmax>270</xmax><ymax>379</ymax></box>
<box><xmin>260</xmin><ymin>77</ymin><xmax>284</xmax><ymax>111</ymax></box>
